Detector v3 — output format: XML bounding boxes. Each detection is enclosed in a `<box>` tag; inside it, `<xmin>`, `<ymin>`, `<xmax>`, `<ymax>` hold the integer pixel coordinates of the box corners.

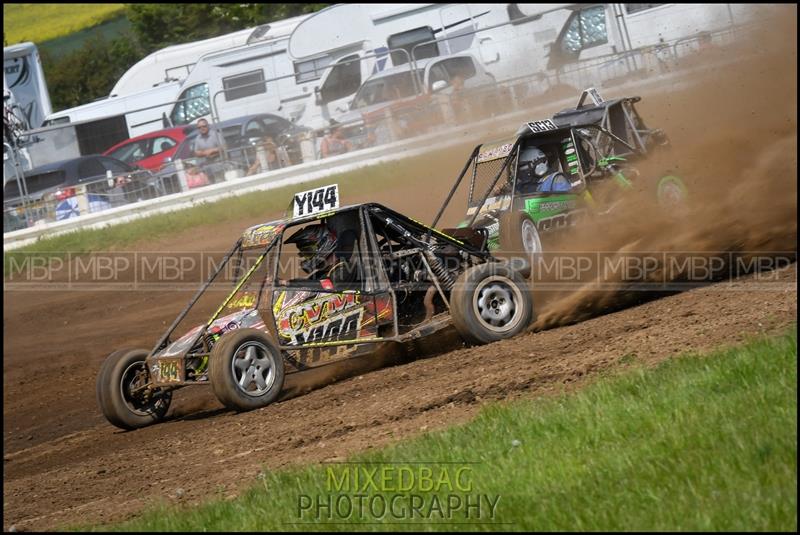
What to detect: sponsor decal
<box><xmin>277</xmin><ymin>292</ymin><xmax>363</xmax><ymax>345</ymax></box>
<box><xmin>242</xmin><ymin>223</ymin><xmax>284</xmax><ymax>248</ymax></box>
<box><xmin>227</xmin><ymin>292</ymin><xmax>256</xmax><ymax>310</ymax></box>
<box><xmin>477</xmin><ymin>142</ymin><xmax>513</xmax><ymax>163</ymax></box>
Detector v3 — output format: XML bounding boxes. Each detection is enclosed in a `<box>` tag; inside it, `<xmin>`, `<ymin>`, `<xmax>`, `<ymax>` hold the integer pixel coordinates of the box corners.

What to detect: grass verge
<box><xmin>92</xmin><ymin>328</ymin><xmax>797</xmax><ymax>531</ymax></box>
<box><xmin>3</xmin><ymin>4</ymin><xmax>126</xmax><ymax>45</ymax></box>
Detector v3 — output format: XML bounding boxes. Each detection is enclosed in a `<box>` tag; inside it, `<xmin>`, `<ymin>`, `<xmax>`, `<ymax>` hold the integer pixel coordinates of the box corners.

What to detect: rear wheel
<box><xmin>96</xmin><ymin>349</ymin><xmax>172</xmax><ymax>430</ymax></box>
<box><xmin>209</xmin><ymin>329</ymin><xmax>285</xmax><ymax>411</ymax></box>
<box><xmin>450</xmin><ymin>263</ymin><xmax>534</xmax><ymax>345</ymax></box>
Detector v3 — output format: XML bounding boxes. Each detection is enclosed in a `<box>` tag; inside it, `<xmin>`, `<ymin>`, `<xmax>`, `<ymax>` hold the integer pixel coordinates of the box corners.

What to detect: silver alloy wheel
<box><xmin>120</xmin><ymin>361</ymin><xmax>168</xmax><ymax>416</ymax></box>
<box><xmin>231</xmin><ymin>341</ymin><xmax>277</xmax><ymax>397</ymax></box>
<box><xmin>521</xmin><ymin>218</ymin><xmax>542</xmax><ymax>255</ymax></box>
<box><xmin>472</xmin><ymin>275</ymin><xmax>525</xmax><ymax>334</ymax></box>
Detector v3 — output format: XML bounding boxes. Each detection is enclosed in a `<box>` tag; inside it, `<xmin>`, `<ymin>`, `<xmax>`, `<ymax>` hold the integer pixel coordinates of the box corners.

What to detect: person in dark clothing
<box><xmin>286</xmin><ymin>222</ymin><xmax>359</xmax><ymax>286</ymax></box>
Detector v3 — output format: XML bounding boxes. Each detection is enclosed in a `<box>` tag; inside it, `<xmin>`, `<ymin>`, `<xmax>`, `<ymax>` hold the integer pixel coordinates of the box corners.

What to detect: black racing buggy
<box><xmin>433</xmin><ymin>87</ymin><xmax>688</xmax><ymax>259</ymax></box>
<box><xmin>96</xmin><ymin>184</ymin><xmax>534</xmax><ymax>429</ymax></box>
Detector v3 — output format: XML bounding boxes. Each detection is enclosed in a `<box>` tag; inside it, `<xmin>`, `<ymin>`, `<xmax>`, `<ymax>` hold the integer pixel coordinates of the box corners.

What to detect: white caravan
<box><xmin>41</xmin><ymin>81</ymin><xmax>182</xmax><ymax>143</ymax></box>
<box><xmin>287</xmin><ymin>3</ymin><xmax>761</xmax><ymax>130</ymax></box>
<box><xmin>110</xmin><ymin>25</ymin><xmax>269</xmax><ymax>97</ymax></box>
<box><xmin>3</xmin><ymin>42</ymin><xmax>53</xmax><ymax>130</ymax></box>
<box><xmin>166</xmin><ymin>14</ymin><xmax>315</xmax><ymax>128</ymax></box>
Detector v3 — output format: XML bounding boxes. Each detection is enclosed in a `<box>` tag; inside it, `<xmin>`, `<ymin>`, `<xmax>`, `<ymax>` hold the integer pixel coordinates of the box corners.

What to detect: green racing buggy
<box><xmin>432</xmin><ymin>88</ymin><xmax>688</xmax><ymax>258</ymax></box>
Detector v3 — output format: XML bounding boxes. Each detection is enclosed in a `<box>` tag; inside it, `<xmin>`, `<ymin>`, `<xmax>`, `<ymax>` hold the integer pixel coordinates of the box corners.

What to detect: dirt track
<box><xmin>3</xmin><ymin>12</ymin><xmax>798</xmax><ymax>531</ymax></box>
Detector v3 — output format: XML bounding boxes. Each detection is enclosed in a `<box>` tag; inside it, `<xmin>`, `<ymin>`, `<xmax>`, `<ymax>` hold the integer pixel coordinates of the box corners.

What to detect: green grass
<box><xmin>90</xmin><ymin>328</ymin><xmax>797</xmax><ymax>531</ymax></box>
<box><xmin>3</xmin><ymin>3</ymin><xmax>126</xmax><ymax>46</ymax></box>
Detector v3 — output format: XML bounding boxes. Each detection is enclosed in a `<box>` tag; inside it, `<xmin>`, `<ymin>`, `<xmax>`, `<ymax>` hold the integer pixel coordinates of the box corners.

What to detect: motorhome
<box><xmin>286</xmin><ymin>3</ymin><xmax>761</xmax><ymax>129</ymax></box>
<box><xmin>110</xmin><ymin>24</ymin><xmax>279</xmax><ymax>97</ymax></box>
<box><xmin>3</xmin><ymin>42</ymin><xmax>53</xmax><ymax>131</ymax></box>
<box><xmin>166</xmin><ymin>14</ymin><xmax>315</xmax><ymax>128</ymax></box>
<box><xmin>41</xmin><ymin>81</ymin><xmax>182</xmax><ymax>145</ymax></box>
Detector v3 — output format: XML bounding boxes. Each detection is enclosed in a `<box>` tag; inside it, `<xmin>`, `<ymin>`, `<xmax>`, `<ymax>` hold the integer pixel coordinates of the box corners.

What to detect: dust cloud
<box><xmin>531</xmin><ymin>10</ymin><xmax>797</xmax><ymax>329</ymax></box>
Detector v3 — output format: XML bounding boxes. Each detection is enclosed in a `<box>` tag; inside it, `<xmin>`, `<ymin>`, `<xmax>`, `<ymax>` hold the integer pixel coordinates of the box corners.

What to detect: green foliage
<box><xmin>42</xmin><ymin>33</ymin><xmax>144</xmax><ymax>111</ymax></box>
<box><xmin>3</xmin><ymin>4</ymin><xmax>126</xmax><ymax>46</ymax></box>
<box><xmin>28</xmin><ymin>4</ymin><xmax>329</xmax><ymax>112</ymax></box>
<box><xmin>91</xmin><ymin>329</ymin><xmax>797</xmax><ymax>531</ymax></box>
<box><xmin>126</xmin><ymin>3</ymin><xmax>329</xmax><ymax>54</ymax></box>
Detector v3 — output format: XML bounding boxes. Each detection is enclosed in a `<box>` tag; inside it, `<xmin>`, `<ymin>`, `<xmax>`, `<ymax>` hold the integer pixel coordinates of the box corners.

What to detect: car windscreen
<box><xmin>351</xmin><ymin>70</ymin><xmax>422</xmax><ymax>110</ymax></box>
<box><xmin>4</xmin><ymin>170</ymin><xmax>66</xmax><ymax>198</ymax></box>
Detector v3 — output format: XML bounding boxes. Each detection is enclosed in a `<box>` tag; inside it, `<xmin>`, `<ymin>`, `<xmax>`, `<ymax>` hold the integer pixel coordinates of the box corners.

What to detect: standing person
<box><xmin>320</xmin><ymin>120</ymin><xmax>353</xmax><ymax>158</ymax></box>
<box><xmin>192</xmin><ymin>118</ymin><xmax>226</xmax><ymax>181</ymax></box>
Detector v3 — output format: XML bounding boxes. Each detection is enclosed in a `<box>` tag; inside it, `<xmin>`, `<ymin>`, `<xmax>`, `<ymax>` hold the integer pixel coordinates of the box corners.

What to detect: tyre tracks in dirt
<box><xmin>3</xmin><ymin>265</ymin><xmax>796</xmax><ymax>530</ymax></box>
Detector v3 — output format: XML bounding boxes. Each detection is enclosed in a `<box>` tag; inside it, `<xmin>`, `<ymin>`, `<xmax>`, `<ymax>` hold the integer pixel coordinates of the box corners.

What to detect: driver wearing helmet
<box><xmin>515</xmin><ymin>145</ymin><xmax>572</xmax><ymax>194</ymax></box>
<box><xmin>286</xmin><ymin>222</ymin><xmax>359</xmax><ymax>287</ymax></box>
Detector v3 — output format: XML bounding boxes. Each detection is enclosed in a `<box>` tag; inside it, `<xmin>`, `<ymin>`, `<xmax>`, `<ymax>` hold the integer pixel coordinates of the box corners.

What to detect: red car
<box><xmin>102</xmin><ymin>125</ymin><xmax>195</xmax><ymax>171</ymax></box>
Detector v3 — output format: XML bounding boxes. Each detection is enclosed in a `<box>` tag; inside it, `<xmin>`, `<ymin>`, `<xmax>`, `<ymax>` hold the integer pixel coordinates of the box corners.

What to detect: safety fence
<box><xmin>3</xmin><ymin>14</ymin><xmax>760</xmax><ymax>235</ymax></box>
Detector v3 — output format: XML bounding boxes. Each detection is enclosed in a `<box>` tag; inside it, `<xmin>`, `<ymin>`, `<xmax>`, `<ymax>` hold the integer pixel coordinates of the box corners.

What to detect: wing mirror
<box><xmin>431</xmin><ymin>80</ymin><xmax>449</xmax><ymax>93</ymax></box>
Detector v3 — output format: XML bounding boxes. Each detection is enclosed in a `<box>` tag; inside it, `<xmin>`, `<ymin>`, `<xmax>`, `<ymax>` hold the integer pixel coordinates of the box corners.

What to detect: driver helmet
<box><xmin>287</xmin><ymin>223</ymin><xmax>338</xmax><ymax>274</ymax></box>
<box><xmin>518</xmin><ymin>146</ymin><xmax>549</xmax><ymax>182</ymax></box>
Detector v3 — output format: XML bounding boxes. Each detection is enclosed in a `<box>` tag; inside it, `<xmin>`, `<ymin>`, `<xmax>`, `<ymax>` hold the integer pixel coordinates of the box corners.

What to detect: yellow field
<box><xmin>3</xmin><ymin>3</ymin><xmax>126</xmax><ymax>45</ymax></box>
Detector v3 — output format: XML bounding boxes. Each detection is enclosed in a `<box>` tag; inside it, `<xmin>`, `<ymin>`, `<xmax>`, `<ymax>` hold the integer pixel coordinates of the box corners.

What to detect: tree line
<box><xmin>42</xmin><ymin>3</ymin><xmax>328</xmax><ymax>112</ymax></box>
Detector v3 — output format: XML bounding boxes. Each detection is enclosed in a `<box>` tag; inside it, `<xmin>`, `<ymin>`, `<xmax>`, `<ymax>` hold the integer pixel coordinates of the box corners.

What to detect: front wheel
<box><xmin>209</xmin><ymin>329</ymin><xmax>286</xmax><ymax>411</ymax></box>
<box><xmin>498</xmin><ymin>211</ymin><xmax>542</xmax><ymax>277</ymax></box>
<box><xmin>96</xmin><ymin>349</ymin><xmax>172</xmax><ymax>430</ymax></box>
<box><xmin>450</xmin><ymin>263</ymin><xmax>534</xmax><ymax>345</ymax></box>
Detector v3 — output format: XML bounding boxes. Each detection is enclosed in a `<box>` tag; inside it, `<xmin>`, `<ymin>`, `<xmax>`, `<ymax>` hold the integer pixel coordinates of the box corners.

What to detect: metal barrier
<box><xmin>4</xmin><ymin>168</ymin><xmax>161</xmax><ymax>232</ymax></box>
<box><xmin>3</xmin><ymin>16</ymin><xmax>763</xmax><ymax>237</ymax></box>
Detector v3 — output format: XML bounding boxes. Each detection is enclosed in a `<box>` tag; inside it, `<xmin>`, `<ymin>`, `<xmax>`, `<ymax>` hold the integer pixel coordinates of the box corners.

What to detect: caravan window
<box><xmin>294</xmin><ymin>56</ymin><xmax>332</xmax><ymax>83</ymax></box>
<box><xmin>320</xmin><ymin>55</ymin><xmax>361</xmax><ymax>105</ymax></box>
<box><xmin>387</xmin><ymin>26</ymin><xmax>438</xmax><ymax>65</ymax></box>
<box><xmin>223</xmin><ymin>70</ymin><xmax>267</xmax><ymax>102</ymax></box>
<box><xmin>560</xmin><ymin>5</ymin><xmax>608</xmax><ymax>55</ymax></box>
<box><xmin>170</xmin><ymin>83</ymin><xmax>211</xmax><ymax>126</ymax></box>
<box><xmin>624</xmin><ymin>4</ymin><xmax>665</xmax><ymax>14</ymax></box>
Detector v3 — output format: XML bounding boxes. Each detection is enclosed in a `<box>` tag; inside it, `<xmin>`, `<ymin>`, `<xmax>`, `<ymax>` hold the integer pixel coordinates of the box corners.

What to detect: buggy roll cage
<box><xmin>432</xmin><ymin>123</ymin><xmax>637</xmax><ymax>230</ymax></box>
<box><xmin>149</xmin><ymin>203</ymin><xmax>491</xmax><ymax>363</ymax></box>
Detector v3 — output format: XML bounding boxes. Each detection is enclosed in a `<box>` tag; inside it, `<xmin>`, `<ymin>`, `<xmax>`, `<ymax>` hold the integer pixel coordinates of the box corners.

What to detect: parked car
<box><xmin>336</xmin><ymin>53</ymin><xmax>497</xmax><ymax>146</ymax></box>
<box><xmin>157</xmin><ymin>113</ymin><xmax>314</xmax><ymax>190</ymax></box>
<box><xmin>102</xmin><ymin>125</ymin><xmax>195</xmax><ymax>171</ymax></box>
<box><xmin>3</xmin><ymin>154</ymin><xmax>159</xmax><ymax>231</ymax></box>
